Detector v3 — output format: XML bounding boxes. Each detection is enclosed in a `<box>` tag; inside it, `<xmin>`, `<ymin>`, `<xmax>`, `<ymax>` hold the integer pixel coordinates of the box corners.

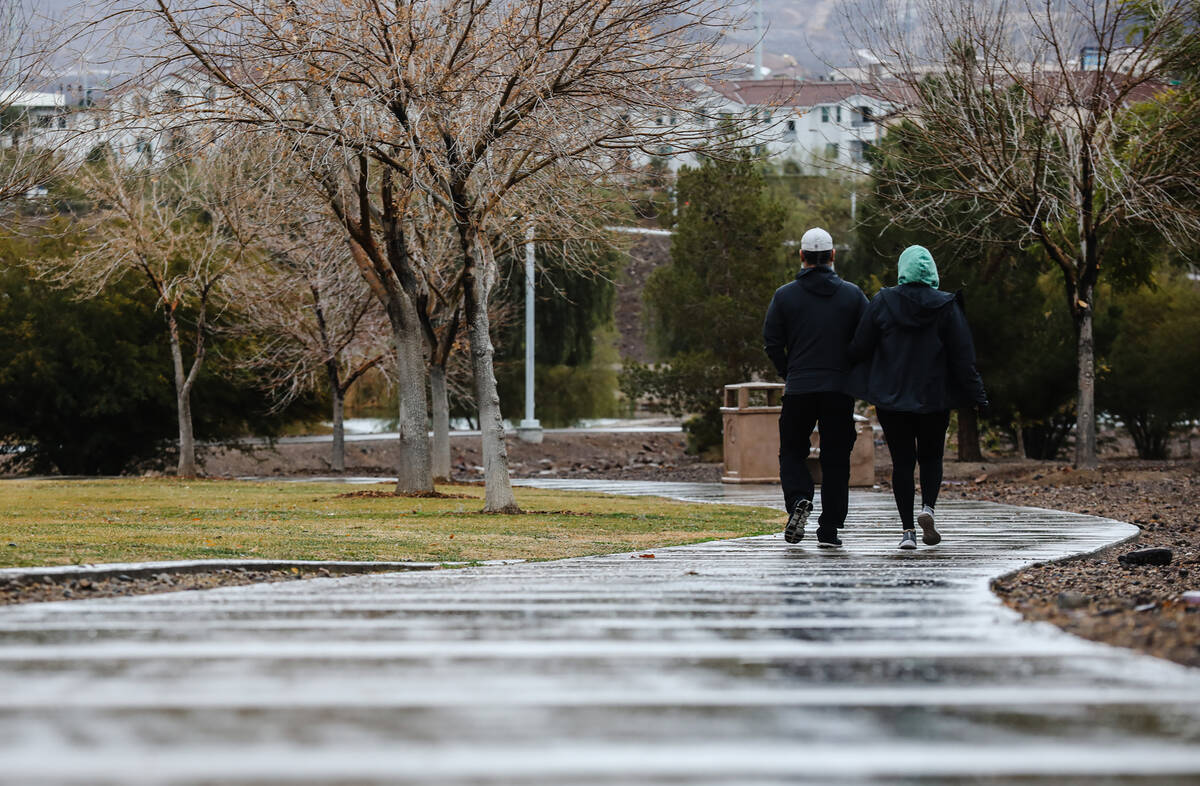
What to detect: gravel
<box><xmin>0</xmin><ymin>567</ymin><xmax>340</xmax><ymax>606</ymax></box>
<box><xmin>938</xmin><ymin>460</ymin><xmax>1200</xmax><ymax>669</ymax></box>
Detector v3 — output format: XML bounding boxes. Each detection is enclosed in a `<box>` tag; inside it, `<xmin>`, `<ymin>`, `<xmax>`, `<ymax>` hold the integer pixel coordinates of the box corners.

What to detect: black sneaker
<box><xmin>784</xmin><ymin>499</ymin><xmax>813</xmax><ymax>544</ymax></box>
<box><xmin>816</xmin><ymin>530</ymin><xmax>842</xmax><ymax>549</ymax></box>
<box><xmin>917</xmin><ymin>505</ymin><xmax>941</xmax><ymax>545</ymax></box>
<box><xmin>898</xmin><ymin>529</ymin><xmax>917</xmax><ymax>550</ymax></box>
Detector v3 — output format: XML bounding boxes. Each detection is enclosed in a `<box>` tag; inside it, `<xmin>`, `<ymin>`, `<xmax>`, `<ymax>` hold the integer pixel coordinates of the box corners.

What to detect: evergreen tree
<box><xmin>855</xmin><ymin>185</ymin><xmax>1083</xmax><ymax>460</ymax></box>
<box><xmin>624</xmin><ymin>154</ymin><xmax>789</xmax><ymax>455</ymax></box>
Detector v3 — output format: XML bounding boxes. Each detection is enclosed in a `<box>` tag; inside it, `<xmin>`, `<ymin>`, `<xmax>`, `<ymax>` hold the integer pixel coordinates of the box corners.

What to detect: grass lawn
<box><xmin>0</xmin><ymin>478</ymin><xmax>781</xmax><ymax>568</ymax></box>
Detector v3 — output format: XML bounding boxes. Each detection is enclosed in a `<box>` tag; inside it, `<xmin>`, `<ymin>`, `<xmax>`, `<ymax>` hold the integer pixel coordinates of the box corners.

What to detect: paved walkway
<box><xmin>2</xmin><ymin>482</ymin><xmax>1200</xmax><ymax>784</ymax></box>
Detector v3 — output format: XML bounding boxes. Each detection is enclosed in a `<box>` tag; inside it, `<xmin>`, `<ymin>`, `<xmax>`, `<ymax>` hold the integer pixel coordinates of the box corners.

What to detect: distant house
<box><xmin>644</xmin><ymin>78</ymin><xmax>899</xmax><ymax>175</ymax></box>
<box><xmin>0</xmin><ymin>91</ymin><xmax>70</xmax><ymax>150</ymax></box>
<box><xmin>78</xmin><ymin>71</ymin><xmax>215</xmax><ymax>166</ymax></box>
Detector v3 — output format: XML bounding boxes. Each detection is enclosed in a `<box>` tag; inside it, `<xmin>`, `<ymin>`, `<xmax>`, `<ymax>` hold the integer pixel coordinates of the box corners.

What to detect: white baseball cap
<box><xmin>800</xmin><ymin>227</ymin><xmax>834</xmax><ymax>252</ymax></box>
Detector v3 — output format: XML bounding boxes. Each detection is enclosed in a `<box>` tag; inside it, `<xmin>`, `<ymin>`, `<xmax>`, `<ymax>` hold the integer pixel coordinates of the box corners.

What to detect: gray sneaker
<box><xmin>898</xmin><ymin>529</ymin><xmax>918</xmax><ymax>550</ymax></box>
<box><xmin>784</xmin><ymin>499</ymin><xmax>813</xmax><ymax>544</ymax></box>
<box><xmin>917</xmin><ymin>505</ymin><xmax>941</xmax><ymax>545</ymax></box>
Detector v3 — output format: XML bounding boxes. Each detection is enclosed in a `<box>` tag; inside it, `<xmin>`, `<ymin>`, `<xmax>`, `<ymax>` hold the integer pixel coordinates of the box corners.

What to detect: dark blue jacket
<box><xmin>848</xmin><ymin>283</ymin><xmax>987</xmax><ymax>413</ymax></box>
<box><xmin>763</xmin><ymin>266</ymin><xmax>868</xmax><ymax>395</ymax></box>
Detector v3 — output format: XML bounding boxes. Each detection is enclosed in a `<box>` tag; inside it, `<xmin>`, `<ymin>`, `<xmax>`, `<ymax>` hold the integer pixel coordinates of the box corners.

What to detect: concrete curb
<box><xmin>0</xmin><ymin>558</ymin><xmax>525</xmax><ymax>585</ymax></box>
<box><xmin>986</xmin><ymin>512</ymin><xmax>1141</xmax><ymax>590</ymax></box>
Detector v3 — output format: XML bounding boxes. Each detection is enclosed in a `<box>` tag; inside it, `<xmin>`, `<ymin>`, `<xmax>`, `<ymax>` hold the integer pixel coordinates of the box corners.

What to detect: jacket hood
<box><xmin>795</xmin><ymin>265</ymin><xmax>841</xmax><ymax>297</ymax></box>
<box><xmin>898</xmin><ymin>245</ymin><xmax>940</xmax><ymax>288</ymax></box>
<box><xmin>883</xmin><ymin>283</ymin><xmax>956</xmax><ymax>327</ymax></box>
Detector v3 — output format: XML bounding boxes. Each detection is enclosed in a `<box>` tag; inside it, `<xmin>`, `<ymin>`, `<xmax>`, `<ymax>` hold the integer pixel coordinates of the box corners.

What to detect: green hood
<box><xmin>897</xmin><ymin>245</ymin><xmax>940</xmax><ymax>289</ymax></box>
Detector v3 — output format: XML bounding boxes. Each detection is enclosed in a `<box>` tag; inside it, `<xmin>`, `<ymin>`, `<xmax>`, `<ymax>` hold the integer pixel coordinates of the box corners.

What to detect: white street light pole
<box><xmin>518</xmin><ymin>224</ymin><xmax>543</xmax><ymax>444</ymax></box>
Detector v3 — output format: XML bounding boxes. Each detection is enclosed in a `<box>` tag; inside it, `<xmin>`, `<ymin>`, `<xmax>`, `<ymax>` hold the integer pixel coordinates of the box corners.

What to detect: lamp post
<box><xmin>517</xmin><ymin>224</ymin><xmax>543</xmax><ymax>443</ymax></box>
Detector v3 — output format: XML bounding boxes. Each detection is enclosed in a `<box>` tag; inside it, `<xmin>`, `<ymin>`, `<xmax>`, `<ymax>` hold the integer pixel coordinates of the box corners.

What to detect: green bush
<box><xmin>0</xmin><ymin>236</ymin><xmax>318</xmax><ymax>475</ymax></box>
<box><xmin>1100</xmin><ymin>273</ymin><xmax>1200</xmax><ymax>458</ymax></box>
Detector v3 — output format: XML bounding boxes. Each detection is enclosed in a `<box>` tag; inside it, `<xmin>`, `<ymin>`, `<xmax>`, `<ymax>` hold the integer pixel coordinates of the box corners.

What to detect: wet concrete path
<box><xmin>2</xmin><ymin>481</ymin><xmax>1199</xmax><ymax>784</ymax></box>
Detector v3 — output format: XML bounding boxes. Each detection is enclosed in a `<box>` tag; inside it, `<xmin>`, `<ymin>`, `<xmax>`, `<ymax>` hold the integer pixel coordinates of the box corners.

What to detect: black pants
<box><xmin>876</xmin><ymin>408</ymin><xmax>951</xmax><ymax>530</ymax></box>
<box><xmin>779</xmin><ymin>392</ymin><xmax>856</xmax><ymax>533</ymax></box>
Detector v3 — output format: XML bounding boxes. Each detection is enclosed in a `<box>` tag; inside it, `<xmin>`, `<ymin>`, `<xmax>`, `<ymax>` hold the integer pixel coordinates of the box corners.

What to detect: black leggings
<box><xmin>876</xmin><ymin>409</ymin><xmax>951</xmax><ymax>530</ymax></box>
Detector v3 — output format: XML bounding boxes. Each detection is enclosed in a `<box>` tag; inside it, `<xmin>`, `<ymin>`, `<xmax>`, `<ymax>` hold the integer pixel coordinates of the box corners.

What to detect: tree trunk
<box><xmin>956</xmin><ymin>407</ymin><xmax>982</xmax><ymax>462</ymax></box>
<box><xmin>167</xmin><ymin>315</ymin><xmax>197</xmax><ymax>478</ymax></box>
<box><xmin>329</xmin><ymin>370</ymin><xmax>346</xmax><ymax>473</ymax></box>
<box><xmin>1073</xmin><ymin>285</ymin><xmax>1099</xmax><ymax>470</ymax></box>
<box><xmin>465</xmin><ymin>270</ymin><xmax>519</xmax><ymax>513</ymax></box>
<box><xmin>391</xmin><ymin>305</ymin><xmax>433</xmax><ymax>493</ymax></box>
<box><xmin>430</xmin><ymin>363</ymin><xmax>452</xmax><ymax>482</ymax></box>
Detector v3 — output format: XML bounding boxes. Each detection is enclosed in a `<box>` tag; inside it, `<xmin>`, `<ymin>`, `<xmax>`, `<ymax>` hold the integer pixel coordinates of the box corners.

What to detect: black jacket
<box><xmin>848</xmin><ymin>283</ymin><xmax>987</xmax><ymax>413</ymax></box>
<box><xmin>763</xmin><ymin>266</ymin><xmax>868</xmax><ymax>395</ymax></box>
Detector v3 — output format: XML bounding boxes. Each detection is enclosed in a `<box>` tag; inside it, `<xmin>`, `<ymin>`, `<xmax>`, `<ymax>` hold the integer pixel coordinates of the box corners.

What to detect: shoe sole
<box><xmin>917</xmin><ymin>511</ymin><xmax>941</xmax><ymax>545</ymax></box>
<box><xmin>898</xmin><ymin>540</ymin><xmax>917</xmax><ymax>550</ymax></box>
<box><xmin>783</xmin><ymin>503</ymin><xmax>811</xmax><ymax>544</ymax></box>
<box><xmin>816</xmin><ymin>541</ymin><xmax>842</xmax><ymax>549</ymax></box>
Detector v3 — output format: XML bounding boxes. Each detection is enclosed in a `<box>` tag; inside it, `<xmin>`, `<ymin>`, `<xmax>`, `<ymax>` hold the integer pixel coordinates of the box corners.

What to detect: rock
<box><xmin>1118</xmin><ymin>548</ymin><xmax>1173</xmax><ymax>567</ymax></box>
<box><xmin>1056</xmin><ymin>591</ymin><xmax>1090</xmax><ymax>610</ymax></box>
<box><xmin>1181</xmin><ymin>591</ymin><xmax>1200</xmax><ymax>607</ymax></box>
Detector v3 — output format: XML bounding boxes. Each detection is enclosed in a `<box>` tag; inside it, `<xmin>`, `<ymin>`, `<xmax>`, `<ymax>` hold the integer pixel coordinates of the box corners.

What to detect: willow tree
<box><xmin>856</xmin><ymin>0</ymin><xmax>1200</xmax><ymax>468</ymax></box>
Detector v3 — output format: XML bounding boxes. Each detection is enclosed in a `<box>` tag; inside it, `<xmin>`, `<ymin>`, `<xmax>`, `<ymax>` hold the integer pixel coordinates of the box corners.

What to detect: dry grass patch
<box><xmin>0</xmin><ymin>478</ymin><xmax>778</xmax><ymax>567</ymax></box>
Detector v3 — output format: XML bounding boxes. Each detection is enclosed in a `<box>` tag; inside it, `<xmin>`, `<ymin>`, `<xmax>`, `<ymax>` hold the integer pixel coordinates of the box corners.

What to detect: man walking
<box><xmin>763</xmin><ymin>228</ymin><xmax>868</xmax><ymax>548</ymax></box>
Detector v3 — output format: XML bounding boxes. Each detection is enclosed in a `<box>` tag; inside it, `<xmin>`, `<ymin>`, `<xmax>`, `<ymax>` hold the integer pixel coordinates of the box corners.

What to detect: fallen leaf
<box><xmin>974</xmin><ymin>473</ymin><xmax>988</xmax><ymax>484</ymax></box>
<box><xmin>633</xmin><ymin>553</ymin><xmax>656</xmax><ymax>559</ymax></box>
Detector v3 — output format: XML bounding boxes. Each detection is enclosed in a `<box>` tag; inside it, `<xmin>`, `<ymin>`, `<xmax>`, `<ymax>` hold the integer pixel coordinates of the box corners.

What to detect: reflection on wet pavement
<box><xmin>0</xmin><ymin>480</ymin><xmax>1198</xmax><ymax>784</ymax></box>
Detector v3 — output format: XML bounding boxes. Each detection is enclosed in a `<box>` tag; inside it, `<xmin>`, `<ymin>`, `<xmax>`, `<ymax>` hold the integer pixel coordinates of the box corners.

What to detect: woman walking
<box><xmin>849</xmin><ymin>246</ymin><xmax>987</xmax><ymax>549</ymax></box>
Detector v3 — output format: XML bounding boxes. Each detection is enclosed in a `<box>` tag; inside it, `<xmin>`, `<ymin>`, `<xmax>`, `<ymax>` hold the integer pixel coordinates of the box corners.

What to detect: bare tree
<box><xmin>44</xmin><ymin>152</ymin><xmax>248</xmax><ymax>476</ymax></box>
<box><xmin>223</xmin><ymin>186</ymin><xmax>390</xmax><ymax>473</ymax></box>
<box><xmin>405</xmin><ymin>200</ymin><xmax>462</xmax><ymax>482</ymax></box>
<box><xmin>855</xmin><ymin>0</ymin><xmax>1200</xmax><ymax>468</ymax></box>
<box><xmin>132</xmin><ymin>0</ymin><xmax>748</xmax><ymax>508</ymax></box>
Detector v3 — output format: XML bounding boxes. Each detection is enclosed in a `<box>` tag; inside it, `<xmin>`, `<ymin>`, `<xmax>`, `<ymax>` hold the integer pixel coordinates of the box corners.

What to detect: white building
<box><xmin>80</xmin><ymin>70</ymin><xmax>217</xmax><ymax>166</ymax></box>
<box><xmin>649</xmin><ymin>78</ymin><xmax>900</xmax><ymax>175</ymax></box>
<box><xmin>0</xmin><ymin>90</ymin><xmax>70</xmax><ymax>150</ymax></box>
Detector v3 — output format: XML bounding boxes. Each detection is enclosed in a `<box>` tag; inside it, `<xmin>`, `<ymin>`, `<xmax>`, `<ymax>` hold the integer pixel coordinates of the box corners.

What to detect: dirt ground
<box><xmin>935</xmin><ymin>460</ymin><xmax>1200</xmax><ymax>669</ymax></box>
<box><xmin>201</xmin><ymin>430</ymin><xmax>726</xmax><ymax>483</ymax></box>
<box><xmin>614</xmin><ymin>234</ymin><xmax>670</xmax><ymax>364</ymax></box>
<box><xmin>0</xmin><ymin>567</ymin><xmax>343</xmax><ymax>606</ymax></box>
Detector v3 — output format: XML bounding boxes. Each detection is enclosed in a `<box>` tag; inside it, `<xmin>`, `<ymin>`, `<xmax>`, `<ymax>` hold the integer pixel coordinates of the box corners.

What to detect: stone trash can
<box><xmin>720</xmin><ymin>382</ymin><xmax>875</xmax><ymax>486</ymax></box>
